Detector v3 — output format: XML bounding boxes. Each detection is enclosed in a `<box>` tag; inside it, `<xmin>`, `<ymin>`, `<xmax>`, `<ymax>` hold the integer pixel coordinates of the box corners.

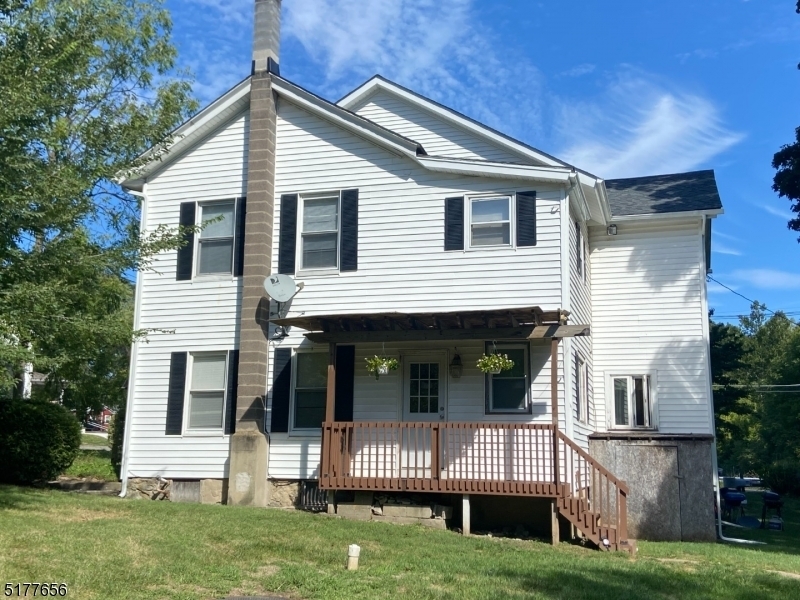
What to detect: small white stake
<box><xmin>346</xmin><ymin>544</ymin><xmax>361</xmax><ymax>570</ymax></box>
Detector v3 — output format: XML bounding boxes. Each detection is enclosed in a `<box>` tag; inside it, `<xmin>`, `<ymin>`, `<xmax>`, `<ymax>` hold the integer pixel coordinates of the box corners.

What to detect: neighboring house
<box><xmin>119</xmin><ymin>2</ymin><xmax>721</xmax><ymax>547</ymax></box>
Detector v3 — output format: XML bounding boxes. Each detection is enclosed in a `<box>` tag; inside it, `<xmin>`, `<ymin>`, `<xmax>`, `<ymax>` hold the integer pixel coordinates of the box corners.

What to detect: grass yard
<box><xmin>62</xmin><ymin>450</ymin><xmax>117</xmax><ymax>481</ymax></box>
<box><xmin>1</xmin><ymin>486</ymin><xmax>799</xmax><ymax>600</ymax></box>
<box><xmin>81</xmin><ymin>434</ymin><xmax>109</xmax><ymax>447</ymax></box>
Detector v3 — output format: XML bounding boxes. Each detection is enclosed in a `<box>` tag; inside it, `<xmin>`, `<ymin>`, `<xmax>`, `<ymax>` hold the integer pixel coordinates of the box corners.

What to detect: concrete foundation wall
<box><xmin>589</xmin><ymin>436</ymin><xmax>715</xmax><ymax>541</ymax></box>
<box><xmin>126</xmin><ymin>478</ymin><xmax>227</xmax><ymax>504</ymax></box>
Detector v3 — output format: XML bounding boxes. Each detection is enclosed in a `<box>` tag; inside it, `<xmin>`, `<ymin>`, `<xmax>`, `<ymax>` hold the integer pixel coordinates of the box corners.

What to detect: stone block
<box><xmin>372</xmin><ymin>515</ymin><xmax>447</xmax><ymax>530</ymax></box>
<box><xmin>268</xmin><ymin>480</ymin><xmax>299</xmax><ymax>508</ymax></box>
<box><xmin>336</xmin><ymin>504</ymin><xmax>372</xmax><ymax>521</ymax></box>
<box><xmin>172</xmin><ymin>480</ymin><xmax>201</xmax><ymax>503</ymax></box>
<box><xmin>382</xmin><ymin>504</ymin><xmax>433</xmax><ymax>519</ymax></box>
<box><xmin>200</xmin><ymin>479</ymin><xmax>226</xmax><ymax>504</ymax></box>
<box><xmin>227</xmin><ymin>429</ymin><xmax>269</xmax><ymax>507</ymax></box>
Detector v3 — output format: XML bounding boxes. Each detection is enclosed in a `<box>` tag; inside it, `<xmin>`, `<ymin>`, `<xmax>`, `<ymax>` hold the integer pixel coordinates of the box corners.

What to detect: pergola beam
<box><xmin>305</xmin><ymin>325</ymin><xmax>589</xmax><ymax>344</ymax></box>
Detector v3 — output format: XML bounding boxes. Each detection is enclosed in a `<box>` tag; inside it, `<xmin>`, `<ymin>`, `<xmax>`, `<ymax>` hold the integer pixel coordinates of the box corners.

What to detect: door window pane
<box><xmin>614</xmin><ymin>378</ymin><xmax>629</xmax><ymax>426</ymax></box>
<box><xmin>409</xmin><ymin>362</ymin><xmax>439</xmax><ymax>415</ymax></box>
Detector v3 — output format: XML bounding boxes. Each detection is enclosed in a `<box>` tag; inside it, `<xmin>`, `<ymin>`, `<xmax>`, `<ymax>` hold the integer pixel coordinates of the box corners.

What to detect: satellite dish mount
<box><xmin>263</xmin><ymin>273</ymin><xmax>303</xmax><ymax>320</ymax></box>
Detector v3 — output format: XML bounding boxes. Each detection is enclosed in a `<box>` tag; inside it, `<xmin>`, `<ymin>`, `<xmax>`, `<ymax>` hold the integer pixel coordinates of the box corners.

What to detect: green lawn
<box><xmin>62</xmin><ymin>450</ymin><xmax>117</xmax><ymax>481</ymax></box>
<box><xmin>0</xmin><ymin>485</ymin><xmax>799</xmax><ymax>600</ymax></box>
<box><xmin>81</xmin><ymin>434</ymin><xmax>109</xmax><ymax>447</ymax></box>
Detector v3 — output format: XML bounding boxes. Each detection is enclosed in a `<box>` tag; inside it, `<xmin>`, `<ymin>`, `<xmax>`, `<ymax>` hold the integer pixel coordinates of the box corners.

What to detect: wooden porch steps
<box><xmin>556</xmin><ymin>494</ymin><xmax>635</xmax><ymax>554</ymax></box>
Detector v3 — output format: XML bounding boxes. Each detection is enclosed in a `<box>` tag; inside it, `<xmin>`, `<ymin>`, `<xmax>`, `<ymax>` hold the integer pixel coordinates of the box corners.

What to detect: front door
<box><xmin>403</xmin><ymin>354</ymin><xmax>446</xmax><ymax>422</ymax></box>
<box><xmin>400</xmin><ymin>354</ymin><xmax>446</xmax><ymax>478</ymax></box>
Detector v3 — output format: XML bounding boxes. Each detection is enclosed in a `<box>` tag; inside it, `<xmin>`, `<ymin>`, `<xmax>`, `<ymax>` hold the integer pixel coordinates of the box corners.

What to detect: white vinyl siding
<box><xmin>124</xmin><ymin>111</ymin><xmax>246</xmax><ymax>479</ymax></box>
<box><xmin>352</xmin><ymin>89</ymin><xmax>536</xmax><ymax>164</ymax></box>
<box><xmin>590</xmin><ymin>219</ymin><xmax>711</xmax><ymax>435</ymax></box>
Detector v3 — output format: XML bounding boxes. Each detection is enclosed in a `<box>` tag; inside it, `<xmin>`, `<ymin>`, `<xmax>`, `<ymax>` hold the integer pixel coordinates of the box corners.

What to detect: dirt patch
<box><xmin>767</xmin><ymin>570</ymin><xmax>800</xmax><ymax>580</ymax></box>
<box><xmin>41</xmin><ymin>507</ymin><xmax>122</xmax><ymax>522</ymax></box>
<box><xmin>655</xmin><ymin>558</ymin><xmax>701</xmax><ymax>565</ymax></box>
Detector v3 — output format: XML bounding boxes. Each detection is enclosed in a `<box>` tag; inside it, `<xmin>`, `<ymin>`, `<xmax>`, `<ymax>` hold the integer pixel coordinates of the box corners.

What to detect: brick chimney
<box><xmin>227</xmin><ymin>0</ymin><xmax>281</xmax><ymax>507</ymax></box>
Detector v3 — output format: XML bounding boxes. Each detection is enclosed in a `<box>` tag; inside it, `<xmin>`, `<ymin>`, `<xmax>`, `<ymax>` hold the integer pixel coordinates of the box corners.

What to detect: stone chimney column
<box><xmin>228</xmin><ymin>0</ymin><xmax>281</xmax><ymax>508</ymax></box>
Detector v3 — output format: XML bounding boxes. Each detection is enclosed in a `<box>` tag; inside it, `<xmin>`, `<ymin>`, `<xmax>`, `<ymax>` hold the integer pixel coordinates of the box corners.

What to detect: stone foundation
<box><xmin>268</xmin><ymin>480</ymin><xmax>300</xmax><ymax>508</ymax></box>
<box><xmin>126</xmin><ymin>478</ymin><xmax>227</xmax><ymax>504</ymax></box>
<box><xmin>332</xmin><ymin>491</ymin><xmax>450</xmax><ymax>529</ymax></box>
<box><xmin>589</xmin><ymin>434</ymin><xmax>716</xmax><ymax>541</ymax></box>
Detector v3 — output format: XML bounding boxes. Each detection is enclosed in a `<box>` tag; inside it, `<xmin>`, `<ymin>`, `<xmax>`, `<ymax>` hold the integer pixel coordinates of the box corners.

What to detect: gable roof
<box><xmin>337</xmin><ymin>75</ymin><xmax>594</xmax><ymax>176</ymax></box>
<box><xmin>605</xmin><ymin>170</ymin><xmax>723</xmax><ymax>217</ymax></box>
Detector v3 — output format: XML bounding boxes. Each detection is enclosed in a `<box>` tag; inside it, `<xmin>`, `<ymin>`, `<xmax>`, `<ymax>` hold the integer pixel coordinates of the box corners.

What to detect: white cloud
<box><xmin>731</xmin><ymin>269</ymin><xmax>800</xmax><ymax>290</ymax></box>
<box><xmin>283</xmin><ymin>0</ymin><xmax>545</xmax><ymax>141</ymax></box>
<box><xmin>761</xmin><ymin>203</ymin><xmax>794</xmax><ymax>220</ymax></box>
<box><xmin>707</xmin><ymin>281</ymin><xmax>733</xmax><ymax>295</ymax></box>
<box><xmin>713</xmin><ymin>242</ymin><xmax>742</xmax><ymax>256</ymax></box>
<box><xmin>714</xmin><ymin>230</ymin><xmax>741</xmax><ymax>242</ymax></box>
<box><xmin>557</xmin><ymin>72</ymin><xmax>744</xmax><ymax>178</ymax></box>
<box><xmin>558</xmin><ymin>63</ymin><xmax>596</xmax><ymax>78</ymax></box>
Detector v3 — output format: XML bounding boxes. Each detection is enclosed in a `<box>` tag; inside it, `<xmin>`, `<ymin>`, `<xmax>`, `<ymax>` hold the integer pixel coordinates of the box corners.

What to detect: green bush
<box><xmin>0</xmin><ymin>398</ymin><xmax>81</xmax><ymax>484</ymax></box>
<box><xmin>761</xmin><ymin>461</ymin><xmax>800</xmax><ymax>495</ymax></box>
<box><xmin>109</xmin><ymin>403</ymin><xmax>125</xmax><ymax>479</ymax></box>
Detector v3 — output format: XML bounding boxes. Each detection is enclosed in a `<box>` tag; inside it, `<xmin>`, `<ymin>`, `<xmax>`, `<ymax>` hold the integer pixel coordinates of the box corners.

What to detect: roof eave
<box><xmin>610</xmin><ymin>208</ymin><xmax>724</xmax><ymax>222</ymax></box>
<box><xmin>417</xmin><ymin>156</ymin><xmax>572</xmax><ymax>184</ymax></box>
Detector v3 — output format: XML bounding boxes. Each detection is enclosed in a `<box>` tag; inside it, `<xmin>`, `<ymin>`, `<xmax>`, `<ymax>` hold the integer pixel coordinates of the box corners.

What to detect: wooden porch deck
<box><xmin>320</xmin><ymin>421</ymin><xmax>632</xmax><ymax>551</ymax></box>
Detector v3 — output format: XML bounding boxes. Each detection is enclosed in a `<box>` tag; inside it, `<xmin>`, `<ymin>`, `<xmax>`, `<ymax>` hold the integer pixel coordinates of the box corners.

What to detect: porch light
<box><xmin>449</xmin><ymin>353</ymin><xmax>463</xmax><ymax>379</ymax></box>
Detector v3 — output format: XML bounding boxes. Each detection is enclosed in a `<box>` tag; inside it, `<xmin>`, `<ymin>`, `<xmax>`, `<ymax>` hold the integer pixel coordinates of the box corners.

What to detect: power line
<box><xmin>707</xmin><ymin>275</ymin><xmax>776</xmax><ymax>315</ymax></box>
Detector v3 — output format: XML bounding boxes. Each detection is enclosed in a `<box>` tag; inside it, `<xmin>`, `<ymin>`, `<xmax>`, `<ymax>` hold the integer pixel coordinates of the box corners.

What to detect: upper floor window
<box><xmin>187</xmin><ymin>353</ymin><xmax>228</xmax><ymax>431</ymax></box>
<box><xmin>612</xmin><ymin>375</ymin><xmax>652</xmax><ymax>429</ymax></box>
<box><xmin>198</xmin><ymin>200</ymin><xmax>235</xmax><ymax>275</ymax></box>
<box><xmin>469</xmin><ymin>196</ymin><xmax>512</xmax><ymax>248</ymax></box>
<box><xmin>485</xmin><ymin>342</ymin><xmax>530</xmax><ymax>414</ymax></box>
<box><xmin>300</xmin><ymin>193</ymin><xmax>340</xmax><ymax>270</ymax></box>
<box><xmin>575</xmin><ymin>221</ymin><xmax>584</xmax><ymax>279</ymax></box>
<box><xmin>293</xmin><ymin>352</ymin><xmax>328</xmax><ymax>430</ymax></box>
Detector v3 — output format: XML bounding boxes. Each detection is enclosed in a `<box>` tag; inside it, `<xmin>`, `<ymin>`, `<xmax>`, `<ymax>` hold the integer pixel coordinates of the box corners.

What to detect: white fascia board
<box><xmin>610</xmin><ymin>208</ymin><xmax>724</xmax><ymax>222</ymax></box>
<box><xmin>120</xmin><ymin>78</ymin><xmax>252</xmax><ymax>191</ymax></box>
<box><xmin>595</xmin><ymin>180</ymin><xmax>612</xmax><ymax>226</ymax></box>
<box><xmin>339</xmin><ymin>77</ymin><xmax>567</xmax><ymax>169</ymax></box>
<box><xmin>271</xmin><ymin>77</ymin><xmax>420</xmax><ymax>159</ymax></box>
<box><xmin>416</xmin><ymin>156</ymin><xmax>572</xmax><ymax>184</ymax></box>
<box><xmin>568</xmin><ymin>174</ymin><xmax>591</xmax><ymax>222</ymax></box>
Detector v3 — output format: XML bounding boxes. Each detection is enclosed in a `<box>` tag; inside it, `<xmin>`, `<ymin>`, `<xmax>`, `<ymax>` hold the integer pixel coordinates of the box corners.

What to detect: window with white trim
<box><xmin>486</xmin><ymin>342</ymin><xmax>530</xmax><ymax>413</ymax></box>
<box><xmin>575</xmin><ymin>353</ymin><xmax>588</xmax><ymax>424</ymax></box>
<box><xmin>197</xmin><ymin>201</ymin><xmax>235</xmax><ymax>274</ymax></box>
<box><xmin>187</xmin><ymin>353</ymin><xmax>228</xmax><ymax>431</ymax></box>
<box><xmin>293</xmin><ymin>352</ymin><xmax>328</xmax><ymax>430</ymax></box>
<box><xmin>612</xmin><ymin>375</ymin><xmax>652</xmax><ymax>429</ymax></box>
<box><xmin>300</xmin><ymin>193</ymin><xmax>340</xmax><ymax>270</ymax></box>
<box><xmin>469</xmin><ymin>196</ymin><xmax>512</xmax><ymax>248</ymax></box>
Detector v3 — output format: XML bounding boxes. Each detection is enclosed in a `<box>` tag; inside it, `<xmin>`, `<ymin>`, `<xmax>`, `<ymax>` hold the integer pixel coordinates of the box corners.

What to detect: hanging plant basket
<box><xmin>365</xmin><ymin>356</ymin><xmax>399</xmax><ymax>380</ymax></box>
<box><xmin>477</xmin><ymin>353</ymin><xmax>514</xmax><ymax>374</ymax></box>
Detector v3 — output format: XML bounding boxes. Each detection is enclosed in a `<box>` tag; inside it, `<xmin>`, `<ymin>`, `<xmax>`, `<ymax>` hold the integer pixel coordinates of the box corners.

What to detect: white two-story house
<box><xmin>119</xmin><ymin>0</ymin><xmax>721</xmax><ymax>548</ymax></box>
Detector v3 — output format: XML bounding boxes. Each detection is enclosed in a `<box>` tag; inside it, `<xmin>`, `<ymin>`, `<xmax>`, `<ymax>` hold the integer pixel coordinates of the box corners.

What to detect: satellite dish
<box><xmin>263</xmin><ymin>274</ymin><xmax>298</xmax><ymax>303</ymax></box>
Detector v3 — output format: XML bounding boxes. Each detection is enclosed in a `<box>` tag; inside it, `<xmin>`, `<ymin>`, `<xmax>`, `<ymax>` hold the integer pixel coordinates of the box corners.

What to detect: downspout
<box><xmin>701</xmin><ymin>215</ymin><xmax>763</xmax><ymax>545</ymax></box>
<box><xmin>119</xmin><ymin>185</ymin><xmax>148</xmax><ymax>498</ymax></box>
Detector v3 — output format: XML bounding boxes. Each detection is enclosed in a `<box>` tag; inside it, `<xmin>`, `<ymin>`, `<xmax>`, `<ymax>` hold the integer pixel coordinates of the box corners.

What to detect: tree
<box><xmin>0</xmin><ymin>0</ymin><xmax>197</xmax><ymax>410</ymax></box>
<box><xmin>771</xmin><ymin>1</ymin><xmax>800</xmax><ymax>240</ymax></box>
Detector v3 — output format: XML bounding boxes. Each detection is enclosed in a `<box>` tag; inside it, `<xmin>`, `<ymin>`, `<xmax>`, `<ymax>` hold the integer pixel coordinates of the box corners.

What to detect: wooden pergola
<box><xmin>272</xmin><ymin>306</ymin><xmax>590</xmax><ymax>430</ymax></box>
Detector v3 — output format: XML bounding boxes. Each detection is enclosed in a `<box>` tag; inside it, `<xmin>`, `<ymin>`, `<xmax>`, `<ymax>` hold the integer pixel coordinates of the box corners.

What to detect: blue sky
<box><xmin>167</xmin><ymin>0</ymin><xmax>800</xmax><ymax>322</ymax></box>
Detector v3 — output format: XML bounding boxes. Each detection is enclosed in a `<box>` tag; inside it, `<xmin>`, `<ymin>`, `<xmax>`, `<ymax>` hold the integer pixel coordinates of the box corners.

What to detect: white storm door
<box><xmin>400</xmin><ymin>354</ymin><xmax>446</xmax><ymax>479</ymax></box>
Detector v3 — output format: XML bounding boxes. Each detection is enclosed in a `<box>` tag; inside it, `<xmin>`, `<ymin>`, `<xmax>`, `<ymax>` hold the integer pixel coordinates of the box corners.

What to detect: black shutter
<box><xmin>334</xmin><ymin>345</ymin><xmax>355</xmax><ymax>422</ymax></box>
<box><xmin>278</xmin><ymin>194</ymin><xmax>298</xmax><ymax>274</ymax></box>
<box><xmin>270</xmin><ymin>348</ymin><xmax>292</xmax><ymax>433</ymax></box>
<box><xmin>225</xmin><ymin>350</ymin><xmax>239</xmax><ymax>435</ymax></box>
<box><xmin>165</xmin><ymin>352</ymin><xmax>188</xmax><ymax>435</ymax></box>
<box><xmin>444</xmin><ymin>196</ymin><xmax>464</xmax><ymax>251</ymax></box>
<box><xmin>516</xmin><ymin>191</ymin><xmax>537</xmax><ymax>247</ymax></box>
<box><xmin>340</xmin><ymin>189</ymin><xmax>359</xmax><ymax>271</ymax></box>
<box><xmin>176</xmin><ymin>202</ymin><xmax>196</xmax><ymax>280</ymax></box>
<box><xmin>233</xmin><ymin>197</ymin><xmax>246</xmax><ymax>277</ymax></box>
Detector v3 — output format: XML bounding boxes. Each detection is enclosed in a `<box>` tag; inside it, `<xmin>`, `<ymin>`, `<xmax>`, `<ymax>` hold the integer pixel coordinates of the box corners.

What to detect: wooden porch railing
<box><xmin>319</xmin><ymin>421</ymin><xmax>630</xmax><ymax>549</ymax></box>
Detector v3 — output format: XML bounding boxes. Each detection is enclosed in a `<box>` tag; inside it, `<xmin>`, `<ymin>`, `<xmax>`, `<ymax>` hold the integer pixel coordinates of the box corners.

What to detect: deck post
<box><xmin>550</xmin><ymin>338</ymin><xmax>560</xmax><ymax>486</ymax></box>
<box><xmin>550</xmin><ymin>499</ymin><xmax>560</xmax><ymax>546</ymax></box>
<box><xmin>325</xmin><ymin>343</ymin><xmax>336</xmax><ymax>422</ymax></box>
<box><xmin>462</xmin><ymin>494</ymin><xmax>471</xmax><ymax>535</ymax></box>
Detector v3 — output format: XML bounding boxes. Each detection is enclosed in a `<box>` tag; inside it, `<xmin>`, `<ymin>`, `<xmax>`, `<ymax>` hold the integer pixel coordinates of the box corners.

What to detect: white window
<box><xmin>469</xmin><ymin>196</ymin><xmax>512</xmax><ymax>248</ymax></box>
<box><xmin>300</xmin><ymin>193</ymin><xmax>340</xmax><ymax>270</ymax></box>
<box><xmin>293</xmin><ymin>352</ymin><xmax>328</xmax><ymax>430</ymax></box>
<box><xmin>575</xmin><ymin>221</ymin><xmax>584</xmax><ymax>279</ymax></box>
<box><xmin>197</xmin><ymin>200</ymin><xmax>235</xmax><ymax>275</ymax></box>
<box><xmin>612</xmin><ymin>375</ymin><xmax>653</xmax><ymax>429</ymax></box>
<box><xmin>187</xmin><ymin>353</ymin><xmax>228</xmax><ymax>431</ymax></box>
<box><xmin>575</xmin><ymin>353</ymin><xmax>588</xmax><ymax>424</ymax></box>
<box><xmin>486</xmin><ymin>343</ymin><xmax>530</xmax><ymax>413</ymax></box>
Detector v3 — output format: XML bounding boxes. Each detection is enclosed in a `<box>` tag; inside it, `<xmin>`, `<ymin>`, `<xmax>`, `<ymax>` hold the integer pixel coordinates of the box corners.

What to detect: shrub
<box><xmin>0</xmin><ymin>398</ymin><xmax>81</xmax><ymax>484</ymax></box>
<box><xmin>109</xmin><ymin>403</ymin><xmax>125</xmax><ymax>479</ymax></box>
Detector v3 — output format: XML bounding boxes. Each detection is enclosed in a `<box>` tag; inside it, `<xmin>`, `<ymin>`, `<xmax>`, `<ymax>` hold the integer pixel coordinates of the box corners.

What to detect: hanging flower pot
<box><xmin>365</xmin><ymin>356</ymin><xmax>399</xmax><ymax>380</ymax></box>
<box><xmin>477</xmin><ymin>353</ymin><xmax>514</xmax><ymax>374</ymax></box>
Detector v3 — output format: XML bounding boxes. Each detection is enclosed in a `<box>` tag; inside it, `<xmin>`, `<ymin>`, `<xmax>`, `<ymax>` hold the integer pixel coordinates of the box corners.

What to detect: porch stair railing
<box><xmin>319</xmin><ymin>421</ymin><xmax>632</xmax><ymax>552</ymax></box>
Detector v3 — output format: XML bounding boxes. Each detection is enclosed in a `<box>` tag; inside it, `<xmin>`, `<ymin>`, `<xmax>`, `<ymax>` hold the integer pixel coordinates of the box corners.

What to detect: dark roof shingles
<box><xmin>605</xmin><ymin>170</ymin><xmax>722</xmax><ymax>217</ymax></box>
